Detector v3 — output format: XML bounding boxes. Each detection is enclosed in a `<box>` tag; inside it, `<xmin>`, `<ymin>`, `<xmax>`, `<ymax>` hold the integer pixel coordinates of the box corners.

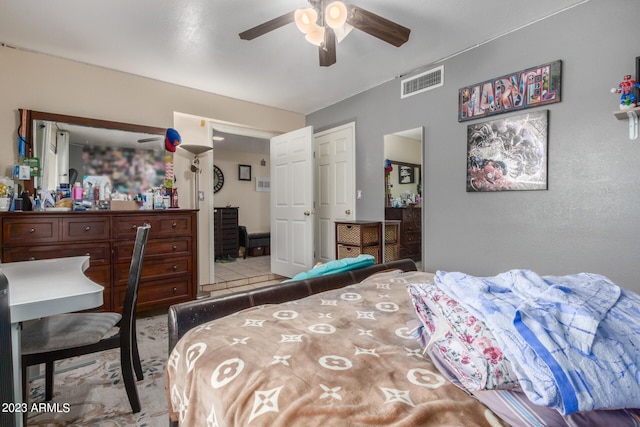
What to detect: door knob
<box><xmin>304</xmin><ymin>210</ymin><xmax>311</xmax><ymax>216</ymax></box>
<box><xmin>345</xmin><ymin>209</ymin><xmax>351</xmax><ymax>215</ymax></box>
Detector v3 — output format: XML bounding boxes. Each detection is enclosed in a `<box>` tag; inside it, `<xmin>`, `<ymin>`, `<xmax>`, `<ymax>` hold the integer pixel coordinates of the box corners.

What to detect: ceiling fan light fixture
<box><xmin>325</xmin><ymin>1</ymin><xmax>348</xmax><ymax>29</ymax></box>
<box><xmin>305</xmin><ymin>24</ymin><xmax>325</xmax><ymax>46</ymax></box>
<box><xmin>294</xmin><ymin>8</ymin><xmax>318</xmax><ymax>34</ymax></box>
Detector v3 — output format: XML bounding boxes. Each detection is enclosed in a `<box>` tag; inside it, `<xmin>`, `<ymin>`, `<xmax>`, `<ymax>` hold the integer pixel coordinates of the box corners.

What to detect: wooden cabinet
<box><xmin>335</xmin><ymin>221</ymin><xmax>382</xmax><ymax>263</ymax></box>
<box><xmin>0</xmin><ymin>209</ymin><xmax>198</xmax><ymax>313</ymax></box>
<box><xmin>385</xmin><ymin>207</ymin><xmax>421</xmax><ymax>261</ymax></box>
<box><xmin>214</xmin><ymin>207</ymin><xmax>239</xmax><ymax>260</ymax></box>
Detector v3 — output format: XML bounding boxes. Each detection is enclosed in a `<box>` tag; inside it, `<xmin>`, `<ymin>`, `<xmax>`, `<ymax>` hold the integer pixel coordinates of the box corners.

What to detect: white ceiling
<box><xmin>0</xmin><ymin>0</ymin><xmax>588</xmax><ymax>115</ymax></box>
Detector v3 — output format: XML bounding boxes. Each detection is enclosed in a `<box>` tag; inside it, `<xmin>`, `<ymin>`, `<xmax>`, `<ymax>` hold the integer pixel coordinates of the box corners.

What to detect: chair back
<box><xmin>0</xmin><ymin>271</ymin><xmax>16</xmax><ymax>426</ymax></box>
<box><xmin>121</xmin><ymin>224</ymin><xmax>151</xmax><ymax>330</ymax></box>
<box><xmin>238</xmin><ymin>225</ymin><xmax>248</xmax><ymax>246</ymax></box>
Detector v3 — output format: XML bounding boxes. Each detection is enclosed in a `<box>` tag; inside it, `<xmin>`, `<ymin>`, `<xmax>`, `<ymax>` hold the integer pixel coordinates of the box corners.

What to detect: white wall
<box><xmin>0</xmin><ymin>47</ymin><xmax>305</xmax><ymax>287</ymax></box>
<box><xmin>213</xmin><ymin>150</ymin><xmax>270</xmax><ymax>233</ymax></box>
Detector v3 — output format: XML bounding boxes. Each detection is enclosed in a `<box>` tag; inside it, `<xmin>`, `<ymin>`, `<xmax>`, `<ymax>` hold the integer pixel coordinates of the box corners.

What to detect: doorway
<box><xmin>206</xmin><ymin>120</ymin><xmax>357</xmax><ymax>285</ymax></box>
<box><xmin>207</xmin><ymin>122</ymin><xmax>277</xmax><ymax>287</ymax></box>
<box><xmin>383</xmin><ymin>127</ymin><xmax>424</xmax><ymax>269</ymax></box>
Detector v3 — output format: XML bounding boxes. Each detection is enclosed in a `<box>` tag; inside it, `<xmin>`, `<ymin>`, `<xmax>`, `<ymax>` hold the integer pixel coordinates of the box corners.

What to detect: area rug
<box><xmin>25</xmin><ymin>313</ymin><xmax>169</xmax><ymax>426</ymax></box>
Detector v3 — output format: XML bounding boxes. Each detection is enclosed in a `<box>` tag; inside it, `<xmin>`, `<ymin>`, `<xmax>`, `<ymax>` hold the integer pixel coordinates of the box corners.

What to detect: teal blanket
<box><xmin>283</xmin><ymin>255</ymin><xmax>375</xmax><ymax>282</ymax></box>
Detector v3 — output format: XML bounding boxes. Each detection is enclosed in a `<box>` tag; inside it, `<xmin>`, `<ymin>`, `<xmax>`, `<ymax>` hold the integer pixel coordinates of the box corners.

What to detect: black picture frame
<box><xmin>466</xmin><ymin>110</ymin><xmax>548</xmax><ymax>192</ymax></box>
<box><xmin>398</xmin><ymin>165</ymin><xmax>414</xmax><ymax>184</ymax></box>
<box><xmin>238</xmin><ymin>164</ymin><xmax>251</xmax><ymax>181</ymax></box>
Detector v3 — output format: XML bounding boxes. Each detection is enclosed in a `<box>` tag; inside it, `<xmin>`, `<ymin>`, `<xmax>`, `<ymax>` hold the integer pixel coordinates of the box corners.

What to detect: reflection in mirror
<box><xmin>29</xmin><ymin>111</ymin><xmax>166</xmax><ymax>197</ymax></box>
<box><xmin>384</xmin><ymin>127</ymin><xmax>423</xmax><ymax>266</ymax></box>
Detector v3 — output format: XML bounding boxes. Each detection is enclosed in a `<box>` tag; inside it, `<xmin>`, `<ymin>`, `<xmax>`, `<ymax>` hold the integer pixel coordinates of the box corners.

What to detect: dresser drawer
<box><xmin>155</xmin><ymin>215</ymin><xmax>192</xmax><ymax>237</ymax></box>
<box><xmin>112</xmin><ymin>215</ymin><xmax>155</xmax><ymax>239</ymax></box>
<box><xmin>2</xmin><ymin>217</ymin><xmax>60</xmax><ymax>245</ymax></box>
<box><xmin>62</xmin><ymin>217</ymin><xmax>110</xmax><ymax>242</ymax></box>
<box><xmin>2</xmin><ymin>243</ymin><xmax>110</xmax><ymax>265</ymax></box>
<box><xmin>337</xmin><ymin>244</ymin><xmax>380</xmax><ymax>263</ymax></box>
<box><xmin>113</xmin><ymin>276</ymin><xmax>191</xmax><ymax>312</ymax></box>
<box><xmin>112</xmin><ymin>214</ymin><xmax>191</xmax><ymax>239</ymax></box>
<box><xmin>113</xmin><ymin>256</ymin><xmax>191</xmax><ymax>285</ymax></box>
<box><xmin>112</xmin><ymin>237</ymin><xmax>192</xmax><ymax>263</ymax></box>
<box><xmin>336</xmin><ymin>223</ymin><xmax>379</xmax><ymax>245</ymax></box>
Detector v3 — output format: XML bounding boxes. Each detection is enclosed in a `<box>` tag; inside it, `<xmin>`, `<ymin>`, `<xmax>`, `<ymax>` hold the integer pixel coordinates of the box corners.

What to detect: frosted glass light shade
<box><xmin>180</xmin><ymin>144</ymin><xmax>213</xmax><ymax>155</ymax></box>
<box><xmin>325</xmin><ymin>1</ymin><xmax>348</xmax><ymax>29</ymax></box>
<box><xmin>294</xmin><ymin>8</ymin><xmax>318</xmax><ymax>34</ymax></box>
<box><xmin>305</xmin><ymin>25</ymin><xmax>325</xmax><ymax>46</ymax></box>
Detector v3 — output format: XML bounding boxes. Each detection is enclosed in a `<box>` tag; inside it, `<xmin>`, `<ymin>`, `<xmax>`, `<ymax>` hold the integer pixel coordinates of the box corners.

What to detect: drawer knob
<box><xmin>85</xmin><ymin>226</ymin><xmax>91</xmax><ymax>231</ymax></box>
<box><xmin>131</xmin><ymin>225</ymin><xmax>137</xmax><ymax>229</ymax></box>
<box><xmin>30</xmin><ymin>228</ymin><xmax>35</xmax><ymax>233</ymax></box>
<box><xmin>29</xmin><ymin>257</ymin><xmax>35</xmax><ymax>261</ymax></box>
<box><xmin>173</xmin><ymin>287</ymin><xmax>177</xmax><ymax>293</ymax></box>
<box><xmin>85</xmin><ymin>253</ymin><xmax>90</xmax><ymax>256</ymax></box>
<box><xmin>172</xmin><ymin>245</ymin><xmax>177</xmax><ymax>250</ymax></box>
<box><xmin>172</xmin><ymin>222</ymin><xmax>177</xmax><ymax>228</ymax></box>
<box><xmin>172</xmin><ymin>265</ymin><xmax>178</xmax><ymax>271</ymax></box>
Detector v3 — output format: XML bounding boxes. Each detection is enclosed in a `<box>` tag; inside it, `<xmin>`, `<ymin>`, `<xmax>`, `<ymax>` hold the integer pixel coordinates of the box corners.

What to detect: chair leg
<box><xmin>22</xmin><ymin>363</ymin><xmax>28</xmax><ymax>404</ymax></box>
<box><xmin>131</xmin><ymin>326</ymin><xmax>143</xmax><ymax>381</ymax></box>
<box><xmin>120</xmin><ymin>345</ymin><xmax>141</xmax><ymax>413</ymax></box>
<box><xmin>45</xmin><ymin>361</ymin><xmax>54</xmax><ymax>401</ymax></box>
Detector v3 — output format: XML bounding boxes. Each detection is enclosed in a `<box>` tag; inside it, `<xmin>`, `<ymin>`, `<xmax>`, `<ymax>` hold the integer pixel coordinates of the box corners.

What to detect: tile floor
<box><xmin>202</xmin><ymin>255</ymin><xmax>286</xmax><ymax>298</ymax></box>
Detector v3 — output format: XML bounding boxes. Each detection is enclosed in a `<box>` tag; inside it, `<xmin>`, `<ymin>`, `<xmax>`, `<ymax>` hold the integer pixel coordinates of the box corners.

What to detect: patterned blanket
<box><xmin>166</xmin><ymin>270</ymin><xmax>507</xmax><ymax>426</ymax></box>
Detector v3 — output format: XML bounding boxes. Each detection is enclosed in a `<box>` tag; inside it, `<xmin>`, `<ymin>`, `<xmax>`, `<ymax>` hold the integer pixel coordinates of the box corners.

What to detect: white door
<box><xmin>314</xmin><ymin>122</ymin><xmax>356</xmax><ymax>264</ymax></box>
<box><xmin>270</xmin><ymin>126</ymin><xmax>315</xmax><ymax>278</ymax></box>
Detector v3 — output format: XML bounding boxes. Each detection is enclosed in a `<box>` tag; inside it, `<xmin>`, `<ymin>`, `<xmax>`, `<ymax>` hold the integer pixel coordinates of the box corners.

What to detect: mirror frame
<box><xmin>22</xmin><ymin>109</ymin><xmax>166</xmax><ymax>194</ymax></box>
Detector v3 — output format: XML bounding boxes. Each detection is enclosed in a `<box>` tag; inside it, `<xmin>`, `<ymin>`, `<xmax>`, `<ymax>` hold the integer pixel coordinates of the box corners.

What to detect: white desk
<box><xmin>2</xmin><ymin>256</ymin><xmax>103</xmax><ymax>427</ymax></box>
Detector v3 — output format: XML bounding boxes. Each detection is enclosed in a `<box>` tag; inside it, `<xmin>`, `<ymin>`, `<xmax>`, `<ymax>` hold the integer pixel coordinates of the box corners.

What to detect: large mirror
<box><xmin>384</xmin><ymin>127</ymin><xmax>423</xmax><ymax>265</ymax></box>
<box><xmin>27</xmin><ymin>110</ymin><xmax>167</xmax><ymax>197</ymax></box>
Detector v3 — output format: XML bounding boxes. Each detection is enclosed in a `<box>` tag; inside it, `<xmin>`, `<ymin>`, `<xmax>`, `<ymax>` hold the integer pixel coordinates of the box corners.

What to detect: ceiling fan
<box><xmin>239</xmin><ymin>0</ymin><xmax>410</xmax><ymax>67</ymax></box>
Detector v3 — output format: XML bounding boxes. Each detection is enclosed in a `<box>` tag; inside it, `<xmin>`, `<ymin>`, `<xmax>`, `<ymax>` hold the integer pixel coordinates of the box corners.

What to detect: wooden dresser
<box><xmin>385</xmin><ymin>207</ymin><xmax>421</xmax><ymax>262</ymax></box>
<box><xmin>214</xmin><ymin>207</ymin><xmax>239</xmax><ymax>260</ymax></box>
<box><xmin>0</xmin><ymin>209</ymin><xmax>198</xmax><ymax>313</ymax></box>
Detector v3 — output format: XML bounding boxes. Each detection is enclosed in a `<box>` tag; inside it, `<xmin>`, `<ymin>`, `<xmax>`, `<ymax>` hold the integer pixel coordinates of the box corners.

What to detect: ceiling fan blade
<box><xmin>346</xmin><ymin>5</ymin><xmax>410</xmax><ymax>47</ymax></box>
<box><xmin>239</xmin><ymin>11</ymin><xmax>296</xmax><ymax>40</ymax></box>
<box><xmin>319</xmin><ymin>27</ymin><xmax>336</xmax><ymax>67</ymax></box>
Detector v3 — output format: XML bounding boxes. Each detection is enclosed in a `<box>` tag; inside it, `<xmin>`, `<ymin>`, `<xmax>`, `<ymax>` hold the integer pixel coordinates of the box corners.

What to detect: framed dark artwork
<box><xmin>458</xmin><ymin>60</ymin><xmax>561</xmax><ymax>122</ymax></box>
<box><xmin>398</xmin><ymin>165</ymin><xmax>414</xmax><ymax>184</ymax></box>
<box><xmin>238</xmin><ymin>164</ymin><xmax>251</xmax><ymax>181</ymax></box>
<box><xmin>467</xmin><ymin>110</ymin><xmax>548</xmax><ymax>192</ymax></box>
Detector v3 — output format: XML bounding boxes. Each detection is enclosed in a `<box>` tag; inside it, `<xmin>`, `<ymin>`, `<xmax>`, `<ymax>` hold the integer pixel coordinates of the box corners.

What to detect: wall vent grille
<box><xmin>401</xmin><ymin>65</ymin><xmax>444</xmax><ymax>98</ymax></box>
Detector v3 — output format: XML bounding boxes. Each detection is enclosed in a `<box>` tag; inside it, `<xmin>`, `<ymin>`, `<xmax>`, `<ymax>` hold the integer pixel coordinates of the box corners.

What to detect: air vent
<box><xmin>401</xmin><ymin>65</ymin><xmax>444</xmax><ymax>98</ymax></box>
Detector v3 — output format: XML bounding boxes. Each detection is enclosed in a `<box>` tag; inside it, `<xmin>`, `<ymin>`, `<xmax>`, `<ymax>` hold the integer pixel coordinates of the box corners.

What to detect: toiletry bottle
<box><xmin>73</xmin><ymin>182</ymin><xmax>83</xmax><ymax>200</ymax></box>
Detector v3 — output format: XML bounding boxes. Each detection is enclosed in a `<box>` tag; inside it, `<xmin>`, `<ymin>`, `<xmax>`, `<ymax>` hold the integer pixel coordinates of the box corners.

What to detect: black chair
<box><xmin>1</xmin><ymin>271</ymin><xmax>16</xmax><ymax>427</ymax></box>
<box><xmin>238</xmin><ymin>225</ymin><xmax>270</xmax><ymax>258</ymax></box>
<box><xmin>20</xmin><ymin>224</ymin><xmax>151</xmax><ymax>413</ymax></box>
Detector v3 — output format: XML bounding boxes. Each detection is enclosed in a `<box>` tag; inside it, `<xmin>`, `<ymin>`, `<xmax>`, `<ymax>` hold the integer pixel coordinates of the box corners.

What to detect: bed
<box><xmin>166</xmin><ymin>260</ymin><xmax>640</xmax><ymax>426</ymax></box>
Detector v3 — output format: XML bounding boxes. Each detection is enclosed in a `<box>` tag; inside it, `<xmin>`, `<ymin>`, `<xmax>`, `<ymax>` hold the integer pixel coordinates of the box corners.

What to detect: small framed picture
<box><xmin>398</xmin><ymin>165</ymin><xmax>414</xmax><ymax>184</ymax></box>
<box><xmin>238</xmin><ymin>164</ymin><xmax>252</xmax><ymax>181</ymax></box>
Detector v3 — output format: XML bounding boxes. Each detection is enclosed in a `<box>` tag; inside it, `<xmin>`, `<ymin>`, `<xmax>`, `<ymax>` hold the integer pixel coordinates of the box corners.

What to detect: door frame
<box><xmin>206</xmin><ymin>120</ymin><xmax>280</xmax><ymax>284</ymax></box>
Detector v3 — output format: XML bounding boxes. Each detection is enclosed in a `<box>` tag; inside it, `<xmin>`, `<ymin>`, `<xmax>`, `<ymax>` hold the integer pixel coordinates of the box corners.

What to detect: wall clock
<box><xmin>213</xmin><ymin>165</ymin><xmax>224</xmax><ymax>193</ymax></box>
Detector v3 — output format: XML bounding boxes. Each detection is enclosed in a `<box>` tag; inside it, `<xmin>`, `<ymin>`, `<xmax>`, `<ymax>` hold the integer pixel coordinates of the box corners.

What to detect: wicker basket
<box><xmin>336</xmin><ymin>223</ymin><xmax>379</xmax><ymax>245</ymax></box>
<box><xmin>384</xmin><ymin>223</ymin><xmax>399</xmax><ymax>243</ymax></box>
<box><xmin>384</xmin><ymin>243</ymin><xmax>399</xmax><ymax>262</ymax></box>
<box><xmin>337</xmin><ymin>244</ymin><xmax>379</xmax><ymax>263</ymax></box>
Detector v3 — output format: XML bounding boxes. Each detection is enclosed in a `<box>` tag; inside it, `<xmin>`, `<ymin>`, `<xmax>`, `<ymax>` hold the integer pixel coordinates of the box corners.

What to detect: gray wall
<box><xmin>307</xmin><ymin>0</ymin><xmax>640</xmax><ymax>293</ymax></box>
